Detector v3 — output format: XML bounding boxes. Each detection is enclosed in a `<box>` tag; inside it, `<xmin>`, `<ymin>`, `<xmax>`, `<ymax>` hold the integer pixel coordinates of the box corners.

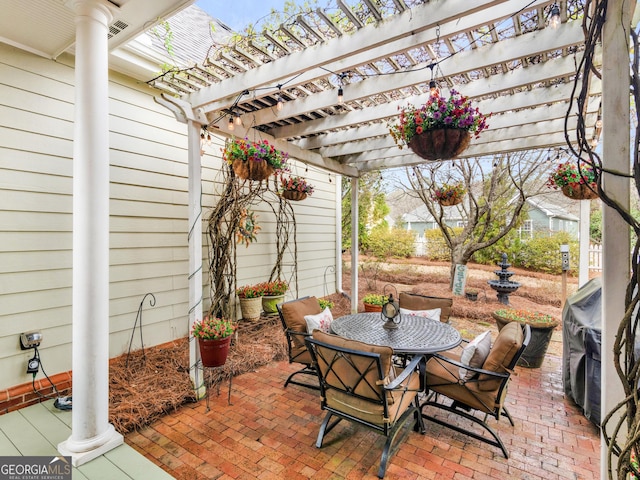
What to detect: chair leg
<box><xmin>284</xmin><ymin>365</ymin><xmax>319</xmax><ymax>390</ymax></box>
<box><xmin>421</xmin><ymin>399</ymin><xmax>510</xmax><ymax>458</ymax></box>
<box><xmin>502</xmin><ymin>406</ymin><xmax>515</xmax><ymax>427</ymax></box>
<box><xmin>378</xmin><ymin>405</ymin><xmax>420</xmax><ymax>479</ymax></box>
<box><xmin>316</xmin><ymin>411</ymin><xmax>341</xmax><ymax>448</ymax></box>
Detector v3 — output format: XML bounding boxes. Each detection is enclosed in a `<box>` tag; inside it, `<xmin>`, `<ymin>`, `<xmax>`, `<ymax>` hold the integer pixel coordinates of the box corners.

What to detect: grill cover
<box><xmin>562</xmin><ymin>277</ymin><xmax>601</xmax><ymax>426</ymax></box>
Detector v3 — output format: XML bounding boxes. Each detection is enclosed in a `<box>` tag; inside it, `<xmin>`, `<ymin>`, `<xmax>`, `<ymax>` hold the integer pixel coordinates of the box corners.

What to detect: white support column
<box><xmin>187</xmin><ymin>120</ymin><xmax>205</xmax><ymax>399</ymax></box>
<box><xmin>601</xmin><ymin>0</ymin><xmax>632</xmax><ymax>475</ymax></box>
<box><xmin>578</xmin><ymin>200</ymin><xmax>590</xmax><ymax>287</ymax></box>
<box><xmin>336</xmin><ymin>175</ymin><xmax>344</xmax><ymax>295</ymax></box>
<box><xmin>58</xmin><ymin>0</ymin><xmax>123</xmax><ymax>465</ymax></box>
<box><xmin>350</xmin><ymin>177</ymin><xmax>359</xmax><ymax>314</ymax></box>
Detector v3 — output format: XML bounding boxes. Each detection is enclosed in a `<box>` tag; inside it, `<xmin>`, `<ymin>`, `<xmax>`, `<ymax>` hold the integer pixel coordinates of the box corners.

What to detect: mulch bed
<box><xmin>108</xmin><ymin>315</ymin><xmax>286</xmax><ymax>434</ymax></box>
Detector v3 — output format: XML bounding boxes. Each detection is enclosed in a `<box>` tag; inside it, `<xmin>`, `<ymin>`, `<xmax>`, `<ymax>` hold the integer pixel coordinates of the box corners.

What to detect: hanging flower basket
<box><xmin>232</xmin><ymin>158</ymin><xmax>274</xmax><ymax>181</ymax></box>
<box><xmin>561</xmin><ymin>184</ymin><xmax>598</xmax><ymax>200</ymax></box>
<box><xmin>279</xmin><ymin>174</ymin><xmax>314</xmax><ymax>201</ymax></box>
<box><xmin>282</xmin><ymin>190</ymin><xmax>307</xmax><ymax>201</ymax></box>
<box><xmin>223</xmin><ymin>137</ymin><xmax>288</xmax><ymax>181</ymax></box>
<box><xmin>547</xmin><ymin>161</ymin><xmax>599</xmax><ymax>201</ymax></box>
<box><xmin>389</xmin><ymin>89</ymin><xmax>490</xmax><ymax>161</ymax></box>
<box><xmin>409</xmin><ymin>128</ymin><xmax>472</xmax><ymax>161</ymax></box>
<box><xmin>432</xmin><ymin>182</ymin><xmax>466</xmax><ymax>206</ymax></box>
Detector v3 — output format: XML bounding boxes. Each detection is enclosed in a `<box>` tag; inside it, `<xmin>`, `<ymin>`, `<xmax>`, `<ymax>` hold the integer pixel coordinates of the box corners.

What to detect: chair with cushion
<box><xmin>420</xmin><ymin>321</ymin><xmax>531</xmax><ymax>458</ymax></box>
<box><xmin>276</xmin><ymin>296</ymin><xmax>322</xmax><ymax>389</ymax></box>
<box><xmin>305</xmin><ymin>330</ymin><xmax>424</xmax><ymax>479</ymax></box>
<box><xmin>398</xmin><ymin>292</ymin><xmax>453</xmax><ymax>323</ymax></box>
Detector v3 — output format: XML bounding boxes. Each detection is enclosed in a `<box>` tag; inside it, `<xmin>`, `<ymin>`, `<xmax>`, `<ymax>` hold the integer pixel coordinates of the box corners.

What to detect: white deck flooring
<box><xmin>0</xmin><ymin>400</ymin><xmax>173</xmax><ymax>480</ymax></box>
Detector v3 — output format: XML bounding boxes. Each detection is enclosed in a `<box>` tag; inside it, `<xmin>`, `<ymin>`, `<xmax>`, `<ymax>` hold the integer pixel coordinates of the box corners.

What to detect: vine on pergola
<box><xmin>206</xmin><ymin>164</ymin><xmax>298</xmax><ymax>320</ymax></box>
<box><xmin>572</xmin><ymin>1</ymin><xmax>639</xmax><ymax>478</ymax></box>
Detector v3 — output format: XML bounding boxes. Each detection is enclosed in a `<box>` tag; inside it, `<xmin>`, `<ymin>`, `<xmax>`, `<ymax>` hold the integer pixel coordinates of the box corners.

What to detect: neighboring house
<box><xmin>0</xmin><ymin>9</ymin><xmax>337</xmax><ymax>406</ymax></box>
<box><xmin>402</xmin><ymin>195</ymin><xmax>580</xmax><ymax>239</ymax></box>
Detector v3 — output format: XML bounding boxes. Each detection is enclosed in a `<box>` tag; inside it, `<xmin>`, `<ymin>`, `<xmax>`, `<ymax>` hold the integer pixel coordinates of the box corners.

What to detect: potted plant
<box><xmin>547</xmin><ymin>161</ymin><xmax>598</xmax><ymax>200</ymax></box>
<box><xmin>389</xmin><ymin>89</ymin><xmax>490</xmax><ymax>160</ymax></box>
<box><xmin>318</xmin><ymin>298</ymin><xmax>335</xmax><ymax>310</ymax></box>
<box><xmin>236</xmin><ymin>283</ymin><xmax>264</xmax><ymax>321</ymax></box>
<box><xmin>465</xmin><ymin>288</ymin><xmax>479</xmax><ymax>301</ymax></box>
<box><xmin>223</xmin><ymin>137</ymin><xmax>288</xmax><ymax>181</ymax></box>
<box><xmin>493</xmin><ymin>308</ymin><xmax>559</xmax><ymax>368</ymax></box>
<box><xmin>279</xmin><ymin>174</ymin><xmax>314</xmax><ymax>201</ymax></box>
<box><xmin>432</xmin><ymin>182</ymin><xmax>466</xmax><ymax>206</ymax></box>
<box><xmin>362</xmin><ymin>293</ymin><xmax>388</xmax><ymax>312</ymax></box>
<box><xmin>260</xmin><ymin>279</ymin><xmax>288</xmax><ymax>315</ymax></box>
<box><xmin>191</xmin><ymin>316</ymin><xmax>237</xmax><ymax>367</ymax></box>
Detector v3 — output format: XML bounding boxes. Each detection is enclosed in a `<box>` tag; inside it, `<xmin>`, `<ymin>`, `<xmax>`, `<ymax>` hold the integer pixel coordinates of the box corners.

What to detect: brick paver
<box><xmin>126</xmin><ymin>354</ymin><xmax>599</xmax><ymax>479</ymax></box>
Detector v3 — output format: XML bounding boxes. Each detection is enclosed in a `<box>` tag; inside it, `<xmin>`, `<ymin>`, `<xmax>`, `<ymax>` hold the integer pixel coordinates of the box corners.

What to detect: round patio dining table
<box><xmin>331</xmin><ymin>312</ymin><xmax>461</xmax><ymax>355</ymax></box>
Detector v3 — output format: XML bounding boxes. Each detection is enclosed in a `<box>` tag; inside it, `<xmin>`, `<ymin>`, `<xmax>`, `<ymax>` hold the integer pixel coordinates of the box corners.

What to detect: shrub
<box><xmin>513</xmin><ymin>231</ymin><xmax>578</xmax><ymax>274</ymax></box>
<box><xmin>367</xmin><ymin>228</ymin><xmax>415</xmax><ymax>259</ymax></box>
<box><xmin>422</xmin><ymin>228</ymin><xmax>458</xmax><ymax>261</ymax></box>
<box><xmin>472</xmin><ymin>230</ymin><xmax>523</xmax><ymax>266</ymax></box>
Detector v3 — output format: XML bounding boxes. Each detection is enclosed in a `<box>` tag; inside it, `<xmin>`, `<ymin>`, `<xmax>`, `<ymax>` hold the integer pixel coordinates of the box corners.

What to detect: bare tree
<box><xmin>405</xmin><ymin>151</ymin><xmax>549</xmax><ymax>287</ymax></box>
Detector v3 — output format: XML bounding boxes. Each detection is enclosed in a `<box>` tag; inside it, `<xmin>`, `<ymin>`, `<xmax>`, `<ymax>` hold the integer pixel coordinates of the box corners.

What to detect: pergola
<box><xmin>1</xmin><ymin>0</ymin><xmax>635</xmax><ymax>475</ymax></box>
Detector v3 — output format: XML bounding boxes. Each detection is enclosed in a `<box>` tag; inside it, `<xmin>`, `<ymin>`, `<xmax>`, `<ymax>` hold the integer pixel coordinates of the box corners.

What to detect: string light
<box><xmin>234</xmin><ymin>111</ymin><xmax>242</xmax><ymax>126</ymax></box>
<box><xmin>549</xmin><ymin>4</ymin><xmax>560</xmax><ymax>29</ymax></box>
<box><xmin>337</xmin><ymin>86</ymin><xmax>344</xmax><ymax>104</ymax></box>
<box><xmin>429</xmin><ymin>79</ymin><xmax>439</xmax><ymax>98</ymax></box>
<box><xmin>276</xmin><ymin>94</ymin><xmax>284</xmax><ymax>111</ymax></box>
<box><xmin>228</xmin><ymin>116</ymin><xmax>234</xmax><ymax>131</ymax></box>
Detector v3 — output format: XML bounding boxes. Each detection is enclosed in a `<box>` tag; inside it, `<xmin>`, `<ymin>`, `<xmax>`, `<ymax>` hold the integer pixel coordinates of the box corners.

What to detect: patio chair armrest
<box><xmin>429</xmin><ymin>353</ymin><xmax>510</xmax><ymax>380</ymax></box>
<box><xmin>286</xmin><ymin>328</ymin><xmax>311</xmax><ymax>339</ymax></box>
<box><xmin>386</xmin><ymin>354</ymin><xmax>424</xmax><ymax>390</ymax></box>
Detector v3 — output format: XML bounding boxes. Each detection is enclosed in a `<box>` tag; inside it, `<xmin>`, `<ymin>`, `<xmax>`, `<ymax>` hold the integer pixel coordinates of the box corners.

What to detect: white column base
<box><xmin>58</xmin><ymin>424</ymin><xmax>123</xmax><ymax>467</ymax></box>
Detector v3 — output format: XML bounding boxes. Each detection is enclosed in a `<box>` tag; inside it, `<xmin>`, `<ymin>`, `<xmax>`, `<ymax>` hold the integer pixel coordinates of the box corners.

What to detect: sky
<box><xmin>195</xmin><ymin>0</ymin><xmax>291</xmax><ymax>32</ymax></box>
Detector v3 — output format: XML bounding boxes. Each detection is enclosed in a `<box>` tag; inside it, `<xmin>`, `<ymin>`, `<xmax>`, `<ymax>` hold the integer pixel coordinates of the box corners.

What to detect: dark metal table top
<box><xmin>331</xmin><ymin>313</ymin><xmax>461</xmax><ymax>355</ymax></box>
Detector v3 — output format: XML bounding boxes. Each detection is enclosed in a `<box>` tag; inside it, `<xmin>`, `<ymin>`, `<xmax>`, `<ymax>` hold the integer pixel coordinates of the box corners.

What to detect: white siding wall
<box><xmin>0</xmin><ymin>44</ymin><xmax>337</xmax><ymax>391</ymax></box>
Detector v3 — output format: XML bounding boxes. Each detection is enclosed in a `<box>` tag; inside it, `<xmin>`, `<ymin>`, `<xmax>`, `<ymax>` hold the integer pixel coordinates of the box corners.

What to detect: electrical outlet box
<box><xmin>26</xmin><ymin>356</ymin><xmax>40</xmax><ymax>374</ymax></box>
<box><xmin>20</xmin><ymin>331</ymin><xmax>42</xmax><ymax>350</ymax></box>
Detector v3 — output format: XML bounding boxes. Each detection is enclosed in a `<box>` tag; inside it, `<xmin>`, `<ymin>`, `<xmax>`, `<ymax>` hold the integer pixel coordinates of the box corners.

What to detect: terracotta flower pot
<box><xmin>364</xmin><ymin>303</ymin><xmax>383</xmax><ymax>312</ymax></box>
<box><xmin>198</xmin><ymin>336</ymin><xmax>232</xmax><ymax>367</ymax></box>
<box><xmin>408</xmin><ymin>128</ymin><xmax>471</xmax><ymax>161</ymax></box>
<box><xmin>282</xmin><ymin>190</ymin><xmax>307</xmax><ymax>201</ymax></box>
<box><xmin>561</xmin><ymin>184</ymin><xmax>598</xmax><ymax>200</ymax></box>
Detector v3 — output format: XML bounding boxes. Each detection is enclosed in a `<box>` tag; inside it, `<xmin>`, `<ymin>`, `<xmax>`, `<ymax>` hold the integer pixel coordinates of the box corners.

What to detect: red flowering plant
<box><xmin>191</xmin><ymin>316</ymin><xmax>236</xmax><ymax>340</ymax></box>
<box><xmin>222</xmin><ymin>137</ymin><xmax>288</xmax><ymax>170</ymax></box>
<box><xmin>235</xmin><ymin>283</ymin><xmax>264</xmax><ymax>298</ymax></box>
<box><xmin>546</xmin><ymin>161</ymin><xmax>597</xmax><ymax>192</ymax></box>
<box><xmin>431</xmin><ymin>182</ymin><xmax>466</xmax><ymax>203</ymax></box>
<box><xmin>279</xmin><ymin>174</ymin><xmax>314</xmax><ymax>196</ymax></box>
<box><xmin>389</xmin><ymin>89</ymin><xmax>490</xmax><ymax>148</ymax></box>
<box><xmin>258</xmin><ymin>279</ymin><xmax>288</xmax><ymax>296</ymax></box>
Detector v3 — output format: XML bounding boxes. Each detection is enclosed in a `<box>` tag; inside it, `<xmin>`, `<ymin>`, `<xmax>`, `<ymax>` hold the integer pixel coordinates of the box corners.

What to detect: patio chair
<box><xmin>420</xmin><ymin>321</ymin><xmax>531</xmax><ymax>458</ymax></box>
<box><xmin>398</xmin><ymin>292</ymin><xmax>453</xmax><ymax>323</ymax></box>
<box><xmin>276</xmin><ymin>296</ymin><xmax>322</xmax><ymax>389</ymax></box>
<box><xmin>305</xmin><ymin>330</ymin><xmax>424</xmax><ymax>479</ymax></box>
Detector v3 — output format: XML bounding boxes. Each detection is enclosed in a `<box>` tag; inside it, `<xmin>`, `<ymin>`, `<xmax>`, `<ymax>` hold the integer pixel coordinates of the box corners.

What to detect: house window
<box><xmin>519</xmin><ymin>220</ymin><xmax>533</xmax><ymax>239</ymax></box>
<box><xmin>456</xmin><ymin>221</ymin><xmax>467</xmax><ymax>228</ymax></box>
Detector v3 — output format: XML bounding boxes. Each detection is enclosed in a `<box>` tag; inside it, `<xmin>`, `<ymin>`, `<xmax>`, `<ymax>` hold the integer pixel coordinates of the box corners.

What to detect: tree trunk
<box><xmin>449</xmin><ymin>247</ymin><xmax>470</xmax><ymax>290</ymax></box>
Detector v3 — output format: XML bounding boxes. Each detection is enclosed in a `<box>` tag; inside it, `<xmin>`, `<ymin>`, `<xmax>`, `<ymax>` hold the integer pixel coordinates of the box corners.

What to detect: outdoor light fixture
<box><xmin>549</xmin><ymin>4</ymin><xmax>560</xmax><ymax>29</ymax></box>
<box><xmin>337</xmin><ymin>86</ymin><xmax>344</xmax><ymax>103</ymax></box>
<box><xmin>276</xmin><ymin>94</ymin><xmax>284</xmax><ymax>111</ymax></box>
<box><xmin>234</xmin><ymin>112</ymin><xmax>242</xmax><ymax>126</ymax></box>
<box><xmin>228</xmin><ymin>116</ymin><xmax>234</xmax><ymax>131</ymax></box>
<box><xmin>429</xmin><ymin>79</ymin><xmax>440</xmax><ymax>98</ymax></box>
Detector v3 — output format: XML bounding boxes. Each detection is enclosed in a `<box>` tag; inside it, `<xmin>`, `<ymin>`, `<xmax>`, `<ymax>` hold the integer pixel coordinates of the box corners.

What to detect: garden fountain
<box><xmin>487</xmin><ymin>253</ymin><xmax>521</xmax><ymax>305</ymax></box>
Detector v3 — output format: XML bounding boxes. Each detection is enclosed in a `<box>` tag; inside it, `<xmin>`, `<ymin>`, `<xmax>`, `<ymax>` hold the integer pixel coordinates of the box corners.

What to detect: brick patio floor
<box><xmin>125</xmin><ymin>354</ymin><xmax>599</xmax><ymax>479</ymax></box>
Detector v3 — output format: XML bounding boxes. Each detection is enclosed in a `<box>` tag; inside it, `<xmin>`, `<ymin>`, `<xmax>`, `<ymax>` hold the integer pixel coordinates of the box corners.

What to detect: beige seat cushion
<box><xmin>280</xmin><ymin>297</ymin><xmax>322</xmax><ymax>347</ymax></box>
<box><xmin>399</xmin><ymin>292</ymin><xmax>453</xmax><ymax>322</ymax></box>
<box><xmin>311</xmin><ymin>330</ymin><xmax>419</xmax><ymax>414</ymax></box>
<box><xmin>425</xmin><ymin>352</ymin><xmax>498</xmax><ymax>414</ymax></box>
<box><xmin>478</xmin><ymin>321</ymin><xmax>523</xmax><ymax>391</ymax></box>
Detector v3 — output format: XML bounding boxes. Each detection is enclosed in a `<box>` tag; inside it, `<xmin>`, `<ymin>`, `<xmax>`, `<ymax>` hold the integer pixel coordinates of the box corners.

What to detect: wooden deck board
<box><xmin>0</xmin><ymin>400</ymin><xmax>174</xmax><ymax>479</ymax></box>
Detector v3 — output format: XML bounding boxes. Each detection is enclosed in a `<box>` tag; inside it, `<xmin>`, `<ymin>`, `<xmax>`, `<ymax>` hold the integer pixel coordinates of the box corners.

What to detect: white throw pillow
<box><xmin>399</xmin><ymin>307</ymin><xmax>441</xmax><ymax>322</ymax></box>
<box><xmin>459</xmin><ymin>331</ymin><xmax>491</xmax><ymax>380</ymax></box>
<box><xmin>304</xmin><ymin>307</ymin><xmax>334</xmax><ymax>334</ymax></box>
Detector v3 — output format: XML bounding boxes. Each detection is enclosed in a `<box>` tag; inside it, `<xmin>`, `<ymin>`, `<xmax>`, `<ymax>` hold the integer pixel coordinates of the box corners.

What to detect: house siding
<box><xmin>0</xmin><ymin>43</ymin><xmax>337</xmax><ymax>394</ymax></box>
